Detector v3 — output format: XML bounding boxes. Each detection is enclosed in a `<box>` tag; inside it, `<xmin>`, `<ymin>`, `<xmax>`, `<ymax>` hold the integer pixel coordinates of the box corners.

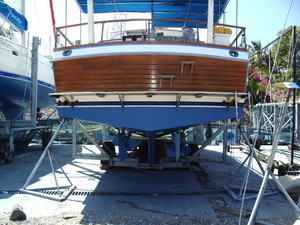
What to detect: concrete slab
<box><xmin>0</xmin><ymin>144</ymin><xmax>218</xmax><ymax>223</ymax></box>
<box><xmin>199</xmin><ymin>145</ymin><xmax>296</xmax><ymax>221</ymax></box>
<box><xmin>0</xmin><ymin>144</ymin><xmax>298</xmax><ymax>224</ymax></box>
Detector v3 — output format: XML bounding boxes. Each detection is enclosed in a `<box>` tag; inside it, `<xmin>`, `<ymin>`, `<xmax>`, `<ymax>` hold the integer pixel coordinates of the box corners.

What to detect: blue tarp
<box><xmin>0</xmin><ymin>0</ymin><xmax>28</xmax><ymax>31</ymax></box>
<box><xmin>76</xmin><ymin>0</ymin><xmax>229</xmax><ymax>28</ymax></box>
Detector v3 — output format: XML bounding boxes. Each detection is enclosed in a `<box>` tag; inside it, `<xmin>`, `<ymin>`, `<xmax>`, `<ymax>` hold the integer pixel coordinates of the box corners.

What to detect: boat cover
<box><xmin>0</xmin><ymin>0</ymin><xmax>28</xmax><ymax>31</ymax></box>
<box><xmin>76</xmin><ymin>0</ymin><xmax>229</xmax><ymax>28</ymax></box>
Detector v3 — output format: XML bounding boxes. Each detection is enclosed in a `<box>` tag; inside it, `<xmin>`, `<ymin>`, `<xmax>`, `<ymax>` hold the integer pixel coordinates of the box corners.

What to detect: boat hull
<box><xmin>52</xmin><ymin>92</ymin><xmax>245</xmax><ymax>133</ymax></box>
<box><xmin>53</xmin><ymin>42</ymin><xmax>249</xmax><ymax>93</ymax></box>
<box><xmin>0</xmin><ymin>38</ymin><xmax>56</xmax><ymax>119</ymax></box>
<box><xmin>52</xmin><ymin>41</ymin><xmax>248</xmax><ymax>132</ymax></box>
<box><xmin>58</xmin><ymin>102</ymin><xmax>243</xmax><ymax>132</ymax></box>
<box><xmin>0</xmin><ymin>71</ymin><xmax>56</xmax><ymax>119</ymax></box>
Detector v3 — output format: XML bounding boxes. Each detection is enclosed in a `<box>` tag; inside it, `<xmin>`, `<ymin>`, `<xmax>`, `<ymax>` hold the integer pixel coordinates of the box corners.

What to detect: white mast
<box><xmin>207</xmin><ymin>0</ymin><xmax>214</xmax><ymax>44</ymax></box>
<box><xmin>87</xmin><ymin>0</ymin><xmax>95</xmax><ymax>43</ymax></box>
<box><xmin>21</xmin><ymin>0</ymin><xmax>26</xmax><ymax>46</ymax></box>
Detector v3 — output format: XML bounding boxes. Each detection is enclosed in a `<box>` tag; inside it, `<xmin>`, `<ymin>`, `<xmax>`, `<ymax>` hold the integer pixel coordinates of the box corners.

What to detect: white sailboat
<box><xmin>0</xmin><ymin>0</ymin><xmax>55</xmax><ymax>120</ymax></box>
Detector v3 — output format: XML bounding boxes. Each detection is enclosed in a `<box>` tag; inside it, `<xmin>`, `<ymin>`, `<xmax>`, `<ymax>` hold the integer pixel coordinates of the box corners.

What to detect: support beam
<box><xmin>30</xmin><ymin>37</ymin><xmax>39</xmax><ymax>126</ymax></box>
<box><xmin>207</xmin><ymin>0</ymin><xmax>214</xmax><ymax>44</ymax></box>
<box><xmin>222</xmin><ymin>120</ymin><xmax>228</xmax><ymax>162</ymax></box>
<box><xmin>87</xmin><ymin>0</ymin><xmax>95</xmax><ymax>43</ymax></box>
<box><xmin>118</xmin><ymin>131</ymin><xmax>127</xmax><ymax>161</ymax></box>
<box><xmin>291</xmin><ymin>26</ymin><xmax>297</xmax><ymax>166</ymax></box>
<box><xmin>248</xmin><ymin>84</ymin><xmax>300</xmax><ymax>225</ymax></box>
<box><xmin>21</xmin><ymin>119</ymin><xmax>76</xmax><ymax>202</ymax></box>
<box><xmin>192</xmin><ymin>123</ymin><xmax>226</xmax><ymax>157</ymax></box>
<box><xmin>77</xmin><ymin>120</ymin><xmax>110</xmax><ymax>158</ymax></box>
<box><xmin>147</xmin><ymin>132</ymin><xmax>155</xmax><ymax>167</ymax></box>
<box><xmin>72</xmin><ymin>119</ymin><xmax>77</xmax><ymax>159</ymax></box>
<box><xmin>173</xmin><ymin>132</ymin><xmax>180</xmax><ymax>162</ymax></box>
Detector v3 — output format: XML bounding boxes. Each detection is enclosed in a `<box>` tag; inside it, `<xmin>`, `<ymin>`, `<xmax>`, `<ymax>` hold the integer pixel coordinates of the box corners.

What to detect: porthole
<box><xmin>12</xmin><ymin>50</ymin><xmax>18</xmax><ymax>56</ymax></box>
<box><xmin>63</xmin><ymin>50</ymin><xmax>72</xmax><ymax>56</ymax></box>
<box><xmin>229</xmin><ymin>50</ymin><xmax>239</xmax><ymax>57</ymax></box>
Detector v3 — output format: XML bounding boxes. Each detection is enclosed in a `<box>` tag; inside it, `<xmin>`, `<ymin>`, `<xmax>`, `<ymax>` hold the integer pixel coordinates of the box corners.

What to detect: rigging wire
<box><xmin>251</xmin><ymin>0</ymin><xmax>294</xmax><ymax>135</ymax></box>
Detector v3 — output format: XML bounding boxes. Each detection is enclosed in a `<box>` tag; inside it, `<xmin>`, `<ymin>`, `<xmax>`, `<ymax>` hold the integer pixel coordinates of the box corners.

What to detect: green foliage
<box><xmin>247</xmin><ymin>26</ymin><xmax>300</xmax><ymax>103</ymax></box>
<box><xmin>246</xmin><ymin>72</ymin><xmax>269</xmax><ymax>104</ymax></box>
<box><xmin>271</xmin><ymin>26</ymin><xmax>300</xmax><ymax>82</ymax></box>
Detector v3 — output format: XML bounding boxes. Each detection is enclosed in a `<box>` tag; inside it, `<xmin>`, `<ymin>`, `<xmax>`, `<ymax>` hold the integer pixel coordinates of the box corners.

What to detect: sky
<box><xmin>224</xmin><ymin>0</ymin><xmax>300</xmax><ymax>46</ymax></box>
<box><xmin>5</xmin><ymin>0</ymin><xmax>300</xmax><ymax>53</ymax></box>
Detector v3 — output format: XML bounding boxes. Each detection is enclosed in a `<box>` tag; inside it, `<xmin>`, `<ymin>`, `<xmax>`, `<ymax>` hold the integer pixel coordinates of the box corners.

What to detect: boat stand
<box><xmin>72</xmin><ymin>119</ymin><xmax>110</xmax><ymax>160</ymax></box>
<box><xmin>20</xmin><ymin>119</ymin><xmax>76</xmax><ymax>202</ymax></box>
<box><xmin>224</xmin><ymin>125</ymin><xmax>278</xmax><ymax>201</ymax></box>
<box><xmin>248</xmin><ymin>83</ymin><xmax>300</xmax><ymax>224</ymax></box>
<box><xmin>191</xmin><ymin>122</ymin><xmax>228</xmax><ymax>160</ymax></box>
<box><xmin>224</xmin><ymin>91</ymin><xmax>278</xmax><ymax>201</ymax></box>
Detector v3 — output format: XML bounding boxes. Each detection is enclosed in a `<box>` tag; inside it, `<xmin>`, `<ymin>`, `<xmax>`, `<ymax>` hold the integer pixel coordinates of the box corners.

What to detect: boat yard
<box><xmin>0</xmin><ymin>143</ymin><xmax>298</xmax><ymax>224</ymax></box>
<box><xmin>1</xmin><ymin>0</ymin><xmax>300</xmax><ymax>224</ymax></box>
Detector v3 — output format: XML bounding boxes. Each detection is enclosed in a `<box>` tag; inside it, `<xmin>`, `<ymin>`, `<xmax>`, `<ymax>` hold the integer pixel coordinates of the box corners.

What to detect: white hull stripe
<box><xmin>54</xmin><ymin>43</ymin><xmax>249</xmax><ymax>62</ymax></box>
<box><xmin>0</xmin><ymin>70</ymin><xmax>56</xmax><ymax>90</ymax></box>
<box><xmin>57</xmin><ymin>101</ymin><xmax>243</xmax><ymax>108</ymax></box>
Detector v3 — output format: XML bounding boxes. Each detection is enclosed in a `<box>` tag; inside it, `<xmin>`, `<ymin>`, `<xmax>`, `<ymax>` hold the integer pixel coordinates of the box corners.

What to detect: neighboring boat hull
<box><xmin>0</xmin><ymin>70</ymin><xmax>56</xmax><ymax>119</ymax></box>
<box><xmin>0</xmin><ymin>38</ymin><xmax>56</xmax><ymax>119</ymax></box>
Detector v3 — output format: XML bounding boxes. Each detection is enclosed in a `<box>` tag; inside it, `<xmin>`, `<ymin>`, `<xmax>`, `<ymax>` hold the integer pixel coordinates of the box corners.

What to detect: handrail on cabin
<box><xmin>55</xmin><ymin>18</ymin><xmax>246</xmax><ymax>48</ymax></box>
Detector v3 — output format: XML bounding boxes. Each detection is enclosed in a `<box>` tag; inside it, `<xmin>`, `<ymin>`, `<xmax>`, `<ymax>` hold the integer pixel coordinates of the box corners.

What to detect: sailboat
<box><xmin>0</xmin><ymin>0</ymin><xmax>55</xmax><ymax>120</ymax></box>
<box><xmin>50</xmin><ymin>0</ymin><xmax>249</xmax><ymax>167</ymax></box>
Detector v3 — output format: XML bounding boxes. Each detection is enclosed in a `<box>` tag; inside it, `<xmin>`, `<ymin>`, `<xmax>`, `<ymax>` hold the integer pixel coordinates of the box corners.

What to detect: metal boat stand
<box><xmin>223</xmin><ymin>125</ymin><xmax>278</xmax><ymax>201</ymax></box>
<box><xmin>20</xmin><ymin>119</ymin><xmax>76</xmax><ymax>202</ymax></box>
<box><xmin>191</xmin><ymin>122</ymin><xmax>229</xmax><ymax>160</ymax></box>
<box><xmin>224</xmin><ymin>91</ymin><xmax>278</xmax><ymax>201</ymax></box>
<box><xmin>248</xmin><ymin>82</ymin><xmax>300</xmax><ymax>224</ymax></box>
<box><xmin>71</xmin><ymin>119</ymin><xmax>110</xmax><ymax>161</ymax></box>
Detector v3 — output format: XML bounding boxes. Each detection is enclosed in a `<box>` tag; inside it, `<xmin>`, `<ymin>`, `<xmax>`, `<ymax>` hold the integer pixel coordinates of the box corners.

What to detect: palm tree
<box><xmin>247</xmin><ymin>41</ymin><xmax>270</xmax><ymax>104</ymax></box>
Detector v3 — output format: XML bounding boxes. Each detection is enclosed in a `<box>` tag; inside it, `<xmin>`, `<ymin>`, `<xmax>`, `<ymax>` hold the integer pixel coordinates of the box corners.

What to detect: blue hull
<box><xmin>58</xmin><ymin>104</ymin><xmax>243</xmax><ymax>133</ymax></box>
<box><xmin>0</xmin><ymin>71</ymin><xmax>56</xmax><ymax>119</ymax></box>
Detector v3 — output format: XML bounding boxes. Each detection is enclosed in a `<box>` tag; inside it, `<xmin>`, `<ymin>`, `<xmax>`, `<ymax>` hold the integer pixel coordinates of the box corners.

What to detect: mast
<box><xmin>21</xmin><ymin>0</ymin><xmax>26</xmax><ymax>46</ymax></box>
<box><xmin>207</xmin><ymin>0</ymin><xmax>214</xmax><ymax>44</ymax></box>
<box><xmin>87</xmin><ymin>0</ymin><xmax>95</xmax><ymax>43</ymax></box>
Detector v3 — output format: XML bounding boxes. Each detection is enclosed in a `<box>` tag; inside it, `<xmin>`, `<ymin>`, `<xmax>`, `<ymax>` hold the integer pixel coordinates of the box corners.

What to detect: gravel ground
<box><xmin>0</xmin><ymin>210</ymin><xmax>296</xmax><ymax>225</ymax></box>
<box><xmin>0</xmin><ymin>213</ymin><xmax>211</xmax><ymax>225</ymax></box>
<box><xmin>0</xmin><ymin>160</ymin><xmax>297</xmax><ymax>224</ymax></box>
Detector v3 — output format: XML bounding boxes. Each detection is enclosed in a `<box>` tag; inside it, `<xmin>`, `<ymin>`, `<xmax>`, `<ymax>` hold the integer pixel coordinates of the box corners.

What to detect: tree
<box><xmin>247</xmin><ymin>26</ymin><xmax>300</xmax><ymax>104</ymax></box>
<box><xmin>247</xmin><ymin>40</ymin><xmax>270</xmax><ymax>104</ymax></box>
<box><xmin>271</xmin><ymin>26</ymin><xmax>300</xmax><ymax>83</ymax></box>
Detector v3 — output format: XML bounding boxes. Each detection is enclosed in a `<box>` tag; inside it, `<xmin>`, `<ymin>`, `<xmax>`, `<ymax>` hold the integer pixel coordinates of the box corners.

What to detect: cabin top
<box><xmin>54</xmin><ymin>0</ymin><xmax>246</xmax><ymax>48</ymax></box>
<box><xmin>75</xmin><ymin>0</ymin><xmax>229</xmax><ymax>28</ymax></box>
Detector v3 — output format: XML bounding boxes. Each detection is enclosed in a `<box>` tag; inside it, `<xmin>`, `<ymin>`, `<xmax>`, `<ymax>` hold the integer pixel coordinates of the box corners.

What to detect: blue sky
<box><xmin>223</xmin><ymin>0</ymin><xmax>300</xmax><ymax>46</ymax></box>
